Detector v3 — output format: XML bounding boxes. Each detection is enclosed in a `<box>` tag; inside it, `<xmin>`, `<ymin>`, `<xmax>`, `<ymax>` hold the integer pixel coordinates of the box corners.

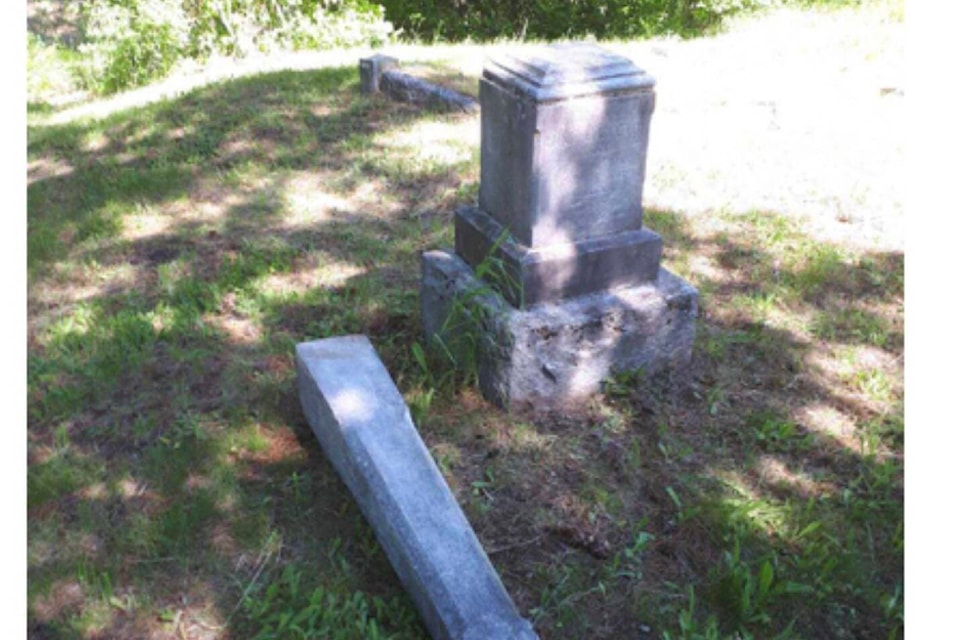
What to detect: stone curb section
<box><xmin>295</xmin><ymin>335</ymin><xmax>538</xmax><ymax>640</ymax></box>
<box><xmin>360</xmin><ymin>53</ymin><xmax>479</xmax><ymax>113</ymax></box>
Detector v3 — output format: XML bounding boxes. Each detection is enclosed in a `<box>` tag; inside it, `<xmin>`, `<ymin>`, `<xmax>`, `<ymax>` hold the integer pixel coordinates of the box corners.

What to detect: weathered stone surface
<box><xmin>478</xmin><ymin>43</ymin><xmax>656</xmax><ymax>248</ymax></box>
<box><xmin>455</xmin><ymin>204</ymin><xmax>662</xmax><ymax>308</ymax></box>
<box><xmin>360</xmin><ymin>53</ymin><xmax>479</xmax><ymax>111</ymax></box>
<box><xmin>359</xmin><ymin>54</ymin><xmax>399</xmax><ymax>94</ymax></box>
<box><xmin>381</xmin><ymin>70</ymin><xmax>479</xmax><ymax>113</ymax></box>
<box><xmin>483</xmin><ymin>43</ymin><xmax>656</xmax><ymax>102</ymax></box>
<box><xmin>421</xmin><ymin>251</ymin><xmax>698</xmax><ymax>411</ymax></box>
<box><xmin>296</xmin><ymin>336</ymin><xmax>537</xmax><ymax>640</ymax></box>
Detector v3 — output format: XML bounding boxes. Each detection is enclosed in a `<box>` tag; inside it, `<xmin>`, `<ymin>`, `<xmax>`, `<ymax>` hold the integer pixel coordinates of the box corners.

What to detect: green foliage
<box><xmin>74</xmin><ymin>0</ymin><xmax>394</xmax><ymax>94</ymax></box>
<box><xmin>381</xmin><ymin>0</ymin><xmax>762</xmax><ymax>42</ymax></box>
<box><xmin>787</xmin><ymin>0</ymin><xmax>866</xmax><ymax>6</ymax></box>
<box><xmin>424</xmin><ymin>231</ymin><xmax>518</xmax><ymax>389</ymax></box>
<box><xmin>706</xmin><ymin>534</ymin><xmax>780</xmax><ymax>630</ymax></box>
<box><xmin>240</xmin><ymin>565</ymin><xmax>422</xmax><ymax>639</ymax></box>
<box><xmin>182</xmin><ymin>0</ymin><xmax>394</xmax><ymax>55</ymax></box>
<box><xmin>77</xmin><ymin>0</ymin><xmax>191</xmax><ymax>94</ymax></box>
<box><xmin>28</xmin><ymin>33</ymin><xmax>85</xmax><ymax>108</ymax></box>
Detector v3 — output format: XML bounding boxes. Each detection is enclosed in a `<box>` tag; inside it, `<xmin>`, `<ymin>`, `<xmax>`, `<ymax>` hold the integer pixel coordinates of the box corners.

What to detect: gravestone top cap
<box><xmin>484</xmin><ymin>42</ymin><xmax>655</xmax><ymax>102</ymax></box>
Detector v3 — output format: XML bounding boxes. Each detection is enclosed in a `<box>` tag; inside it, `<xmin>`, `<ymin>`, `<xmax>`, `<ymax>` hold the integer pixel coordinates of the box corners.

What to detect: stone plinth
<box><xmin>421</xmin><ymin>251</ymin><xmax>698</xmax><ymax>411</ymax></box>
<box><xmin>361</xmin><ymin>54</ymin><xmax>479</xmax><ymax>112</ymax></box>
<box><xmin>381</xmin><ymin>70</ymin><xmax>479</xmax><ymax>113</ymax></box>
<box><xmin>455</xmin><ymin>205</ymin><xmax>662</xmax><ymax>308</ymax></box>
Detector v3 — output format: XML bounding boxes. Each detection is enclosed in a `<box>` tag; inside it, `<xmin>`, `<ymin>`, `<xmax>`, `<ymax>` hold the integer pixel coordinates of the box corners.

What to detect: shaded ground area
<box><xmin>28</xmin><ymin>67</ymin><xmax>462</xmax><ymax>639</ymax></box>
<box><xmin>27</xmin><ymin>3</ymin><xmax>903</xmax><ymax>639</ymax></box>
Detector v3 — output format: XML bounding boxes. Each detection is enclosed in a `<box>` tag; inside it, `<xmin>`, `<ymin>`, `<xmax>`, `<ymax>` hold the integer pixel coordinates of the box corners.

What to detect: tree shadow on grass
<box><xmin>27</xmin><ymin>268</ymin><xmax>432</xmax><ymax>638</ymax></box>
<box><xmin>27</xmin><ymin>65</ymin><xmax>478</xmax><ymax>638</ymax></box>
<box><xmin>27</xmin><ymin>65</ymin><xmax>470</xmax><ymax>278</ymax></box>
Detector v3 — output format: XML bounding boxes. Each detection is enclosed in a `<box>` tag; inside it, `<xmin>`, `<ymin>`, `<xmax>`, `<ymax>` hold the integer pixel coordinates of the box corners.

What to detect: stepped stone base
<box><xmin>455</xmin><ymin>205</ymin><xmax>662</xmax><ymax>308</ymax></box>
<box><xmin>421</xmin><ymin>250</ymin><xmax>698</xmax><ymax>411</ymax></box>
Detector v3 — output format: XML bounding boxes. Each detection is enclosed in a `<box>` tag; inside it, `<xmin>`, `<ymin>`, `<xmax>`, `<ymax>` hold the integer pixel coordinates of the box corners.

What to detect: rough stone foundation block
<box><xmin>296</xmin><ymin>336</ymin><xmax>537</xmax><ymax>640</ymax></box>
<box><xmin>455</xmin><ymin>204</ymin><xmax>662</xmax><ymax>308</ymax></box>
<box><xmin>421</xmin><ymin>251</ymin><xmax>698</xmax><ymax>411</ymax></box>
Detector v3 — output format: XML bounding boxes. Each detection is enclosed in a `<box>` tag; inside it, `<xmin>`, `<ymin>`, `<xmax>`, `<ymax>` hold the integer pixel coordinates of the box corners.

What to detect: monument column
<box><xmin>422</xmin><ymin>43</ymin><xmax>699</xmax><ymax>410</ymax></box>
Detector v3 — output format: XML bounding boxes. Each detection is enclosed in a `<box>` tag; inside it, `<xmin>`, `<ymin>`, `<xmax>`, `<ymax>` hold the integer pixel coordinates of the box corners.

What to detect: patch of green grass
<box><xmin>859</xmin><ymin>410</ymin><xmax>903</xmax><ymax>452</ymax></box>
<box><xmin>848</xmin><ymin>367</ymin><xmax>898</xmax><ymax>404</ymax></box>
<box><xmin>782</xmin><ymin>244</ymin><xmax>851</xmax><ymax>299</ymax></box>
<box><xmin>745</xmin><ymin>410</ymin><xmax>812</xmax><ymax>454</ymax></box>
<box><xmin>704</xmin><ymin>533</ymin><xmax>784</xmax><ymax>632</ymax></box>
<box><xmin>810</xmin><ymin>306</ymin><xmax>891</xmax><ymax>347</ymax></box>
<box><xmin>528</xmin><ymin>561</ymin><xmax>604</xmax><ymax>635</ymax></box>
<box><xmin>238</xmin><ymin>564</ymin><xmax>423</xmax><ymax>639</ymax></box>
<box><xmin>667</xmin><ymin>471</ymin><xmax>902</xmax><ymax>639</ymax></box>
<box><xmin>645</xmin><ymin>208</ymin><xmax>696</xmax><ymax>249</ymax></box>
<box><xmin>737</xmin><ymin>210</ymin><xmax>796</xmax><ymax>247</ymax></box>
<box><xmin>28</xmin><ymin>449</ymin><xmax>103</xmax><ymax>509</ymax></box>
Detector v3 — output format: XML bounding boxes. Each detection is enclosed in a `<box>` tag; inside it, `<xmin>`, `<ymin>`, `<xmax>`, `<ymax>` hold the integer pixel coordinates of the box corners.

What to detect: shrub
<box><xmin>380</xmin><ymin>0</ymin><xmax>765</xmax><ymax>42</ymax></box>
<box><xmin>181</xmin><ymin>0</ymin><xmax>394</xmax><ymax>56</ymax></box>
<box><xmin>76</xmin><ymin>0</ymin><xmax>193</xmax><ymax>94</ymax></box>
<box><xmin>74</xmin><ymin>0</ymin><xmax>395</xmax><ymax>95</ymax></box>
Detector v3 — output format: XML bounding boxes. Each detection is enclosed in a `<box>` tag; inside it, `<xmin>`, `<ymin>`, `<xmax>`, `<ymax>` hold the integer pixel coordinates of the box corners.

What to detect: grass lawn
<box><xmin>27</xmin><ymin>5</ymin><xmax>903</xmax><ymax>639</ymax></box>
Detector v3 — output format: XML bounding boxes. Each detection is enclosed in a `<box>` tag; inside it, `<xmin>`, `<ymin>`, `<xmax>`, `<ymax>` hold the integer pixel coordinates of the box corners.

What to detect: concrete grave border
<box><xmin>296</xmin><ymin>335</ymin><xmax>537</xmax><ymax>640</ymax></box>
<box><xmin>360</xmin><ymin>53</ymin><xmax>479</xmax><ymax>113</ymax></box>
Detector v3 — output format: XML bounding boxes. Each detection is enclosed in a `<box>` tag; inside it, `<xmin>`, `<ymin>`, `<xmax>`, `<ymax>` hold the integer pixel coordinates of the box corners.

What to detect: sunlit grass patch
<box><xmin>848</xmin><ymin>367</ymin><xmax>898</xmax><ymax>405</ymax></box>
<box><xmin>374</xmin><ymin>118</ymin><xmax>480</xmax><ymax>170</ymax></box>
<box><xmin>810</xmin><ymin>305</ymin><xmax>893</xmax><ymax>347</ymax></box>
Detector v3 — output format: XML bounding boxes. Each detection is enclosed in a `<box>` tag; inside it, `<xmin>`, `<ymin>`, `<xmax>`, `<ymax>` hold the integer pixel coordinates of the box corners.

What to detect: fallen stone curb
<box><xmin>360</xmin><ymin>53</ymin><xmax>479</xmax><ymax>113</ymax></box>
<box><xmin>296</xmin><ymin>335</ymin><xmax>537</xmax><ymax>640</ymax></box>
